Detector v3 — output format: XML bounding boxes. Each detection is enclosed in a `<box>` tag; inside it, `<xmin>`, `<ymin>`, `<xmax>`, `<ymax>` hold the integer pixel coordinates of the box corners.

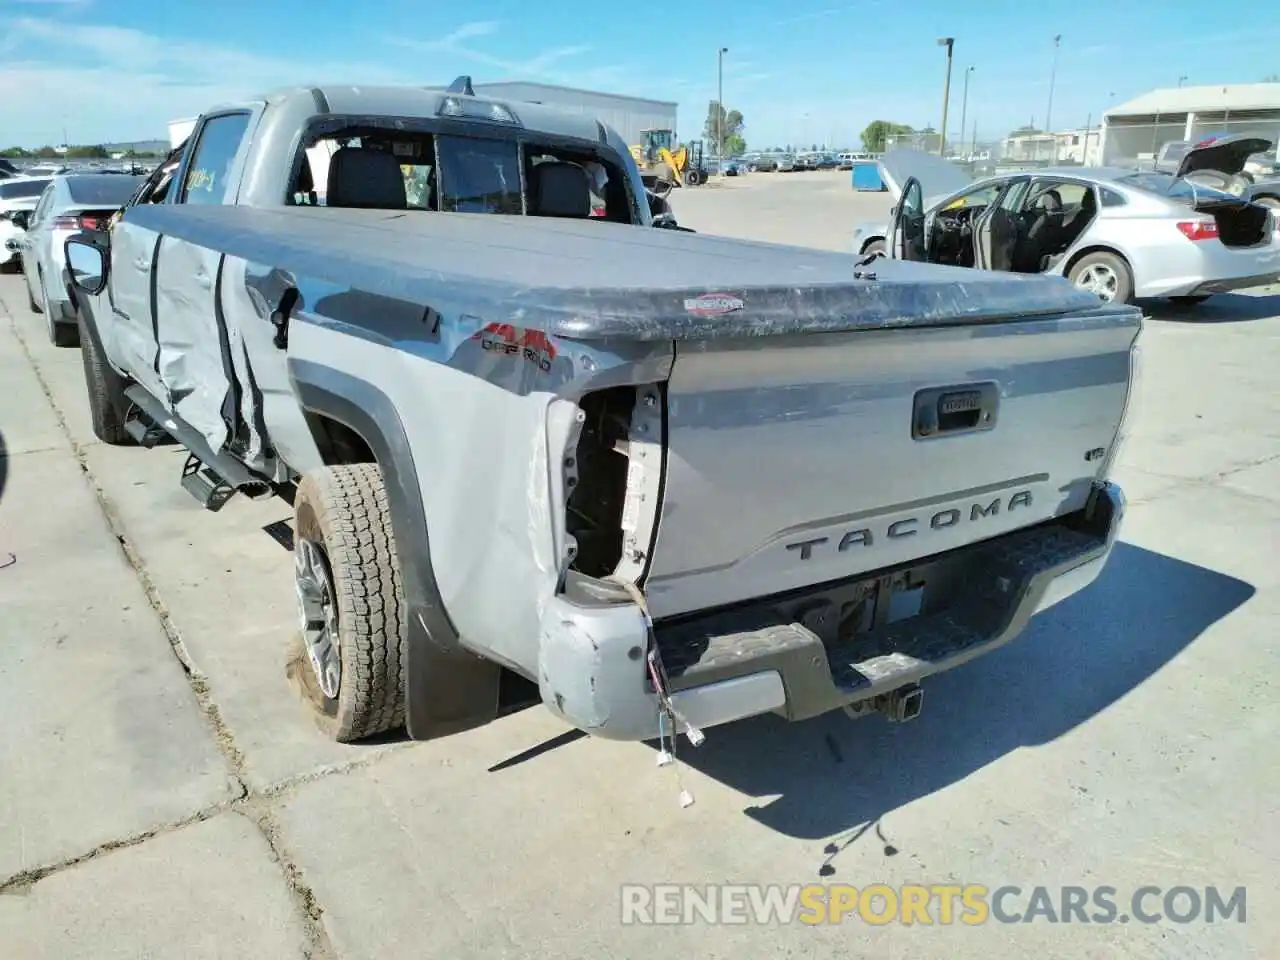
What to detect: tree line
<box><xmin>1</xmin><ymin>145</ymin><xmax>162</xmax><ymax>159</ymax></box>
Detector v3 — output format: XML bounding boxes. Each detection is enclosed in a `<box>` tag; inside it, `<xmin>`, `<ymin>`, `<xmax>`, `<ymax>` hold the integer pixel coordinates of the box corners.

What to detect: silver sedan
<box><xmin>18</xmin><ymin>173</ymin><xmax>143</xmax><ymax>345</ymax></box>
<box><xmin>852</xmin><ymin>149</ymin><xmax>1280</xmax><ymax>305</ymax></box>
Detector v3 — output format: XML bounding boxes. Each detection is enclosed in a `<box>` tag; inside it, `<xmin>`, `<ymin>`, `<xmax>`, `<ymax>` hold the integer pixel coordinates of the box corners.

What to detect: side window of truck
<box><xmin>180</xmin><ymin>113</ymin><xmax>252</xmax><ymax>205</ymax></box>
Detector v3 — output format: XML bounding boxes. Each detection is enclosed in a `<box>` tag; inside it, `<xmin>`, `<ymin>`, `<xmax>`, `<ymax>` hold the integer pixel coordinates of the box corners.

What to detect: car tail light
<box><xmin>51</xmin><ymin>214</ymin><xmax>103</xmax><ymax>230</ymax></box>
<box><xmin>1176</xmin><ymin>220</ymin><xmax>1218</xmax><ymax>242</ymax></box>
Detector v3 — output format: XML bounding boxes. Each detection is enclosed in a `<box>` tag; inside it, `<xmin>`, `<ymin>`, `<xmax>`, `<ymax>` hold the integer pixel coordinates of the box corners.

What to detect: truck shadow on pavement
<box><xmin>667</xmin><ymin>542</ymin><xmax>1253</xmax><ymax>851</ymax></box>
<box><xmin>1141</xmin><ymin>291</ymin><xmax>1280</xmax><ymax>324</ymax></box>
<box><xmin>0</xmin><ymin>427</ymin><xmax>7</xmax><ymax>504</ymax></box>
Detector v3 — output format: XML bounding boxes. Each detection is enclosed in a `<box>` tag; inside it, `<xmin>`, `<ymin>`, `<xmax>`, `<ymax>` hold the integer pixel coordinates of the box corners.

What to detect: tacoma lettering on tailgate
<box><xmin>784</xmin><ymin>490</ymin><xmax>1034</xmax><ymax>561</ymax></box>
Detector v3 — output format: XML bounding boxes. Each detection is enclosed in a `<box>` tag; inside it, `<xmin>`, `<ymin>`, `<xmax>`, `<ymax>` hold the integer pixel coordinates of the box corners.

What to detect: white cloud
<box><xmin>0</xmin><ymin>16</ymin><xmax>408</xmax><ymax>145</ymax></box>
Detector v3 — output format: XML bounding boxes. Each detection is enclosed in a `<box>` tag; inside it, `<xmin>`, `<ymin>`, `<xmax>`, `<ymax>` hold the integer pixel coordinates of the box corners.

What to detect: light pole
<box><xmin>717</xmin><ymin>46</ymin><xmax>728</xmax><ymax>175</ymax></box>
<box><xmin>937</xmin><ymin>38</ymin><xmax>955</xmax><ymax>156</ymax></box>
<box><xmin>958</xmin><ymin>65</ymin><xmax>974</xmax><ymax>160</ymax></box>
<box><xmin>1045</xmin><ymin>34</ymin><xmax>1062</xmax><ymax>134</ymax></box>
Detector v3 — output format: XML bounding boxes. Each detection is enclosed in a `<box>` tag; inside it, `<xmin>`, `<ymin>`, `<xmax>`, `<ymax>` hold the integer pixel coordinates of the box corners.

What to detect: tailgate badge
<box><xmin>683</xmin><ymin>292</ymin><xmax>744</xmax><ymax>316</ymax></box>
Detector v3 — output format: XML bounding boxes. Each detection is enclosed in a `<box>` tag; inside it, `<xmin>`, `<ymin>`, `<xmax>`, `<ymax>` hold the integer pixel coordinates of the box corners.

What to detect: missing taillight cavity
<box><xmin>564</xmin><ymin>384</ymin><xmax>664</xmax><ymax>582</ymax></box>
<box><xmin>565</xmin><ymin>387</ymin><xmax>636</xmax><ymax>577</ymax></box>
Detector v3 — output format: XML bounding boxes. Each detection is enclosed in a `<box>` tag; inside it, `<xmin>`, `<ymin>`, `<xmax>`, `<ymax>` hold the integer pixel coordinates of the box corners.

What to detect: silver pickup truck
<box><xmin>60</xmin><ymin>79</ymin><xmax>1141</xmax><ymax>748</ymax></box>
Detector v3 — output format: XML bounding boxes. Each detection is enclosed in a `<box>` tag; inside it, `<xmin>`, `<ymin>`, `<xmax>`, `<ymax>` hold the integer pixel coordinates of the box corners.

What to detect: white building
<box><xmin>1099</xmin><ymin>83</ymin><xmax>1280</xmax><ymax>165</ymax></box>
<box><xmin>470</xmin><ymin>82</ymin><xmax>679</xmax><ymax>147</ymax></box>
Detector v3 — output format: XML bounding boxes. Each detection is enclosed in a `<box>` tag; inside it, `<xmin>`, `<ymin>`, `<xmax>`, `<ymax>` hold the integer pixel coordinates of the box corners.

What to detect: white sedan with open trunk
<box><xmin>853</xmin><ymin>149</ymin><xmax>1280</xmax><ymax>305</ymax></box>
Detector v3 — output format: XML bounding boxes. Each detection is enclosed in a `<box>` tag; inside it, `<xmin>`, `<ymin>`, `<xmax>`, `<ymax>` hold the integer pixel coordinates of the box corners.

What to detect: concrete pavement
<box><xmin>1</xmin><ymin>172</ymin><xmax>1278</xmax><ymax>958</ymax></box>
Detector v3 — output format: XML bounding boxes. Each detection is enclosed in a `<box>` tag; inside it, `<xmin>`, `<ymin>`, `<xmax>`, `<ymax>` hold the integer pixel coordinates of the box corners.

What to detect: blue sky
<box><xmin>1</xmin><ymin>0</ymin><xmax>1278</xmax><ymax>149</ymax></box>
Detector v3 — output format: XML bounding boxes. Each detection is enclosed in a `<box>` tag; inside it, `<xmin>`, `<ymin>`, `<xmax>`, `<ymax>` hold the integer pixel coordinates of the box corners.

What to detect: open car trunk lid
<box><xmin>1175</xmin><ymin>135</ymin><xmax>1274</xmax><ymax>179</ymax></box>
<box><xmin>640</xmin><ymin>294</ymin><xmax>1141</xmax><ymax>620</ymax></box>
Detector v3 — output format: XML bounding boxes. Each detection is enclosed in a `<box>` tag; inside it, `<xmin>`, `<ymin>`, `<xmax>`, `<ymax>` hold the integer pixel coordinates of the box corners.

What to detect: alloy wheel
<box><xmin>295</xmin><ymin>537</ymin><xmax>341</xmax><ymax>700</ymax></box>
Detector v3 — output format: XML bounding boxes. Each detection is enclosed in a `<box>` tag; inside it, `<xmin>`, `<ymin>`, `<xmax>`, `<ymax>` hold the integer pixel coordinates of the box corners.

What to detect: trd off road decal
<box><xmin>683</xmin><ymin>292</ymin><xmax>745</xmax><ymax>316</ymax></box>
<box><xmin>472</xmin><ymin>323</ymin><xmax>557</xmax><ymax>373</ymax></box>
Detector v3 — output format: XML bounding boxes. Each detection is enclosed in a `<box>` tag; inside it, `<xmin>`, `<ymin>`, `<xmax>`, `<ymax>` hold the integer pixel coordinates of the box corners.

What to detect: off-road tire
<box><xmin>293</xmin><ymin>464</ymin><xmax>406</xmax><ymax>742</ymax></box>
<box><xmin>77</xmin><ymin>310</ymin><xmax>133</xmax><ymax>445</ymax></box>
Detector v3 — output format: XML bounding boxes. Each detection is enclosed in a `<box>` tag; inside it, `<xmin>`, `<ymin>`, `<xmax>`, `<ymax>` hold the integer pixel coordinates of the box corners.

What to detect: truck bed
<box><xmin>124</xmin><ymin>204</ymin><xmax>1124</xmax><ymax>341</ymax></box>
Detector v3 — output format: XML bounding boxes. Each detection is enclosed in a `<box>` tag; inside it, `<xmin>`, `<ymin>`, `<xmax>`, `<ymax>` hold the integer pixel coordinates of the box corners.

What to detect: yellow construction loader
<box><xmin>630</xmin><ymin>129</ymin><xmax>706</xmax><ymax>190</ymax></box>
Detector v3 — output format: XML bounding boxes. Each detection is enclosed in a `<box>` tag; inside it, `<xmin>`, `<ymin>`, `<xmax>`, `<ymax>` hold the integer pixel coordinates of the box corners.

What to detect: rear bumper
<box><xmin>1183</xmin><ymin>272</ymin><xmax>1280</xmax><ymax>296</ymax></box>
<box><xmin>538</xmin><ymin>480</ymin><xmax>1125</xmax><ymax>741</ymax></box>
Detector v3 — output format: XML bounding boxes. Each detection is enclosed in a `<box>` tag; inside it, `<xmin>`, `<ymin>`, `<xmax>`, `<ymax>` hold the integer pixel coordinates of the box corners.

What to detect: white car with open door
<box><xmin>858</xmin><ymin>149</ymin><xmax>1280</xmax><ymax>305</ymax></box>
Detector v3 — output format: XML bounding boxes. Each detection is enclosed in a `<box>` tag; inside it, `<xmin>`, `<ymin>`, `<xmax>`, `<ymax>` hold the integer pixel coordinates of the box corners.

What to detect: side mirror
<box><xmin>65</xmin><ymin>238</ymin><xmax>108</xmax><ymax>295</ymax></box>
<box><xmin>646</xmin><ymin>189</ymin><xmax>672</xmax><ymax>219</ymax></box>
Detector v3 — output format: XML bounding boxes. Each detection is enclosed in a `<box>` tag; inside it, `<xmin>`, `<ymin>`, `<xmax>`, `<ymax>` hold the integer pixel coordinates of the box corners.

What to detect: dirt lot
<box><xmin>2</xmin><ymin>170</ymin><xmax>1278</xmax><ymax>958</ymax></box>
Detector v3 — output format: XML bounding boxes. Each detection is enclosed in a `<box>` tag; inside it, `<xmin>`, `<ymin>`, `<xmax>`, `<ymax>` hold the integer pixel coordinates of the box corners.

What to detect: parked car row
<box><xmin>1</xmin><ymin>172</ymin><xmax>144</xmax><ymax>344</ymax></box>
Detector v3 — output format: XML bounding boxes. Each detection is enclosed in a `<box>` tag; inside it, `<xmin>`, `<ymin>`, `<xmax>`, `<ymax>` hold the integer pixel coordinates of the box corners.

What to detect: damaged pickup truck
<box><xmin>62</xmin><ymin>79</ymin><xmax>1141</xmax><ymax>747</ymax></box>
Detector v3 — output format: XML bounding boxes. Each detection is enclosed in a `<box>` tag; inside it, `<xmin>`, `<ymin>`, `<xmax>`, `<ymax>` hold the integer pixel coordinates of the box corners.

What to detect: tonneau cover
<box><xmin>126</xmin><ymin>205</ymin><xmax>1117</xmax><ymax>341</ymax></box>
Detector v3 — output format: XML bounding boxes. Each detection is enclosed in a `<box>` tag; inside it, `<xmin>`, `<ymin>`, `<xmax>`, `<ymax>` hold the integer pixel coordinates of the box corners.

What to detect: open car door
<box><xmin>972</xmin><ymin>178</ymin><xmax>1028</xmax><ymax>272</ymax></box>
<box><xmin>887</xmin><ymin>176</ymin><xmax>926</xmax><ymax>260</ymax></box>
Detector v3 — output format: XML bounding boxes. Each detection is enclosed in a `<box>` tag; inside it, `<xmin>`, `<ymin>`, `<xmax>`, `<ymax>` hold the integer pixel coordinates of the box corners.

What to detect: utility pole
<box><xmin>937</xmin><ymin>38</ymin><xmax>955</xmax><ymax>156</ymax></box>
<box><xmin>717</xmin><ymin>46</ymin><xmax>728</xmax><ymax>176</ymax></box>
<box><xmin>1045</xmin><ymin>34</ymin><xmax>1062</xmax><ymax>134</ymax></box>
<box><xmin>959</xmin><ymin>65</ymin><xmax>974</xmax><ymax>159</ymax></box>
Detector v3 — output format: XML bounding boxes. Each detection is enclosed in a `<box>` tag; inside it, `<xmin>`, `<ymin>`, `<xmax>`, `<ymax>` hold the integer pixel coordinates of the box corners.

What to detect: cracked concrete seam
<box><xmin>4</xmin><ymin>314</ymin><xmax>341</xmax><ymax>960</ymax></box>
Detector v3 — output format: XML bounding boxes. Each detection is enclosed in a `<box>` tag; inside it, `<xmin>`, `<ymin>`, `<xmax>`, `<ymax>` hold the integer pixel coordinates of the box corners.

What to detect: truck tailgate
<box><xmin>642</xmin><ymin>310</ymin><xmax>1139</xmax><ymax>619</ymax></box>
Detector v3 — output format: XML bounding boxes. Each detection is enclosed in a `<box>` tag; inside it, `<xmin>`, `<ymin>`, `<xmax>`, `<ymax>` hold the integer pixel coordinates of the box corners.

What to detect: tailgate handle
<box><xmin>913</xmin><ymin>382</ymin><xmax>999</xmax><ymax>439</ymax></box>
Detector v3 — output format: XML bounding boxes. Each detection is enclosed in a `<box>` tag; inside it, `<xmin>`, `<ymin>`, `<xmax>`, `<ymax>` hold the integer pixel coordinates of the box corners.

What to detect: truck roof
<box><xmin>213</xmin><ymin>84</ymin><xmax>609</xmax><ymax>145</ymax></box>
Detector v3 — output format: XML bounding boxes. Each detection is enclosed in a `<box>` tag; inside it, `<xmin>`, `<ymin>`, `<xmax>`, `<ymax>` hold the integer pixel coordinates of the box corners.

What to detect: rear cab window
<box><xmin>289</xmin><ymin>118</ymin><xmax>636</xmax><ymax>223</ymax></box>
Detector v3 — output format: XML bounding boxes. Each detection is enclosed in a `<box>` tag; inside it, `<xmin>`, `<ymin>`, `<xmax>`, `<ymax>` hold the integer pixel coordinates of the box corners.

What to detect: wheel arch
<box><xmin>287</xmin><ymin>359</ymin><xmax>502</xmax><ymax>740</ymax></box>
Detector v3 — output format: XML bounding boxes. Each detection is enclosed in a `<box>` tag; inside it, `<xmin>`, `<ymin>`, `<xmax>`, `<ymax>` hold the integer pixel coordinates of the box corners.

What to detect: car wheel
<box><xmin>77</xmin><ymin>309</ymin><xmax>134</xmax><ymax>445</ymax></box>
<box><xmin>1068</xmin><ymin>251</ymin><xmax>1133</xmax><ymax>305</ymax></box>
<box><xmin>293</xmin><ymin>464</ymin><xmax>406</xmax><ymax>742</ymax></box>
<box><xmin>42</xmin><ymin>276</ymin><xmax>80</xmax><ymax>348</ymax></box>
<box><xmin>1169</xmin><ymin>295</ymin><xmax>1211</xmax><ymax>306</ymax></box>
<box><xmin>861</xmin><ymin>239</ymin><xmax>886</xmax><ymax>257</ymax></box>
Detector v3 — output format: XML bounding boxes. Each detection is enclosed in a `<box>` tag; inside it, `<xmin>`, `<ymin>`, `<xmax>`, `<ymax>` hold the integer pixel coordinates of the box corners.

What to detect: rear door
<box><xmin>19</xmin><ymin>182</ymin><xmax>56</xmax><ymax>297</ymax></box>
<box><xmin>154</xmin><ymin>110</ymin><xmax>258</xmax><ymax>453</ymax></box>
<box><xmin>887</xmin><ymin>177</ymin><xmax>926</xmax><ymax>260</ymax></box>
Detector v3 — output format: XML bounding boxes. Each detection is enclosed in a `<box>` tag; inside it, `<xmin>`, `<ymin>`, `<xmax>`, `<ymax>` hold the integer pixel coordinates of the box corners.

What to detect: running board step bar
<box><xmin>123</xmin><ymin>385</ymin><xmax>275</xmax><ymax>511</ymax></box>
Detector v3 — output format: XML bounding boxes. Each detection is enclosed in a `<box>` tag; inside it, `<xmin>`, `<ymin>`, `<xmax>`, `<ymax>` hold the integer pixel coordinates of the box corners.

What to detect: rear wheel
<box><xmin>1068</xmin><ymin>251</ymin><xmax>1133</xmax><ymax>305</ymax></box>
<box><xmin>293</xmin><ymin>464</ymin><xmax>406</xmax><ymax>742</ymax></box>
